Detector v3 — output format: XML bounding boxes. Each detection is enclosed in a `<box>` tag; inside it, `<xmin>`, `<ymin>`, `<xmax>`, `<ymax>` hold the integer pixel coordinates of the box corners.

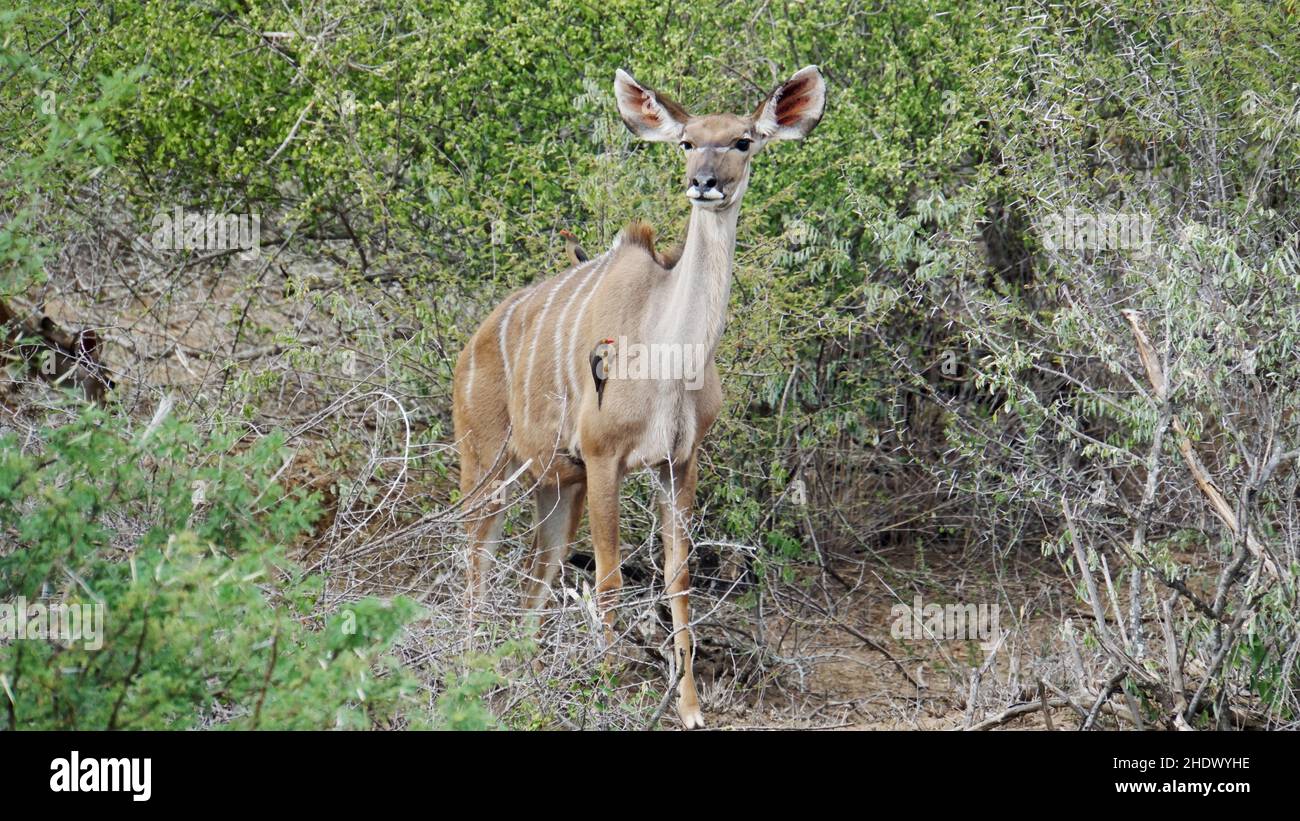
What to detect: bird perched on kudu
<box><xmin>589</xmin><ymin>338</ymin><xmax>615</xmax><ymax>408</ymax></box>
<box><xmin>563</xmin><ymin>226</ymin><xmax>686</xmax><ymax>269</ymax></box>
<box><xmin>560</xmin><ymin>229</ymin><xmax>588</xmax><ymax>265</ymax></box>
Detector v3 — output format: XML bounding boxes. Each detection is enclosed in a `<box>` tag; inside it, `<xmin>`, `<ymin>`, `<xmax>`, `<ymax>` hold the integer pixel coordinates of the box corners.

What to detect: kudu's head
<box><xmin>614</xmin><ymin>66</ymin><xmax>825</xmax><ymax>211</ymax></box>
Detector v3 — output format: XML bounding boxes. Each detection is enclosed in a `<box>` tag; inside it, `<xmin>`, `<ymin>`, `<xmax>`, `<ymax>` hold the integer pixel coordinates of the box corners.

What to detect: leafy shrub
<box><xmin>0</xmin><ymin>407</ymin><xmax>424</xmax><ymax>729</ymax></box>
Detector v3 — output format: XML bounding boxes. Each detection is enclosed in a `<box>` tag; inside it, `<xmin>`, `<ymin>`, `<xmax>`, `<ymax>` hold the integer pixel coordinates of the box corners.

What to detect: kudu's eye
<box><xmin>679</xmin><ymin>140</ymin><xmax>694</xmax><ymax>150</ymax></box>
<box><xmin>735</xmin><ymin>138</ymin><xmax>752</xmax><ymax>151</ymax></box>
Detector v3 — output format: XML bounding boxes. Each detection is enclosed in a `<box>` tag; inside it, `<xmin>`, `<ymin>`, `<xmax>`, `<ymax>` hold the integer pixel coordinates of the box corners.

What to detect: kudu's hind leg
<box><xmin>658</xmin><ymin>457</ymin><xmax>704</xmax><ymax>729</ymax></box>
<box><xmin>520</xmin><ymin>480</ymin><xmax>585</xmax><ymax>612</ymax></box>
<box><xmin>460</xmin><ymin>443</ymin><xmax>515</xmax><ymax>616</ymax></box>
<box><xmin>465</xmin><ymin>502</ymin><xmax>506</xmax><ymax>611</ymax></box>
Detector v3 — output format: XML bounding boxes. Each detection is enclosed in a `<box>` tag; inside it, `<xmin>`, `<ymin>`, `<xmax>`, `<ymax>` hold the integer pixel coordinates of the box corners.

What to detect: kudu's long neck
<box><xmin>653</xmin><ymin>201</ymin><xmax>740</xmax><ymax>355</ymax></box>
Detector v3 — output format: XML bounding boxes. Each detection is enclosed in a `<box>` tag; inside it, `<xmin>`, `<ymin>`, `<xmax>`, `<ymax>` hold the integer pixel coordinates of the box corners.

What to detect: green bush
<box><xmin>0</xmin><ymin>408</ymin><xmax>424</xmax><ymax>729</ymax></box>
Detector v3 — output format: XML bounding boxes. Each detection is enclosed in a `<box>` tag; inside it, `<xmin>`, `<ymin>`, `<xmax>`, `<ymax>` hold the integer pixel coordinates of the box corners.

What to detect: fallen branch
<box><xmin>965</xmin><ymin>698</ymin><xmax>1072</xmax><ymax>731</ymax></box>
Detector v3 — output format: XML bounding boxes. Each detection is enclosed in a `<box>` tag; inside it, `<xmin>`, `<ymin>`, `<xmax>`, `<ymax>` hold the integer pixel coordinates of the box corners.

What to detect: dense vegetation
<box><xmin>2</xmin><ymin>0</ymin><xmax>1298</xmax><ymax>729</ymax></box>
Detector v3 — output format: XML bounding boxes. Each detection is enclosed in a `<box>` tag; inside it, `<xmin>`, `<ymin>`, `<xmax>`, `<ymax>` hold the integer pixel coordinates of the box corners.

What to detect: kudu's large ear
<box><xmin>752</xmin><ymin>65</ymin><xmax>826</xmax><ymax>141</ymax></box>
<box><xmin>614</xmin><ymin>69</ymin><xmax>691</xmax><ymax>142</ymax></box>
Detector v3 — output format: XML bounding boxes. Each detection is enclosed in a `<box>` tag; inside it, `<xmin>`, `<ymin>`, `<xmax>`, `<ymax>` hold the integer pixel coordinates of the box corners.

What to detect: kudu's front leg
<box><xmin>658</xmin><ymin>456</ymin><xmax>704</xmax><ymax>729</ymax></box>
<box><xmin>584</xmin><ymin>456</ymin><xmax>624</xmax><ymax>646</ymax></box>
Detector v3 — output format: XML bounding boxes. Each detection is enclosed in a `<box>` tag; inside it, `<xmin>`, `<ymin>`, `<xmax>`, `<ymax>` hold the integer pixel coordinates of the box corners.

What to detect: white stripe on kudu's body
<box><xmin>524</xmin><ymin>257</ymin><xmax>595</xmax><ymax>421</ymax></box>
<box><xmin>556</xmin><ymin>250</ymin><xmax>612</xmax><ymax>406</ymax></box>
<box><xmin>497</xmin><ymin>291</ymin><xmax>525</xmax><ymax>387</ymax></box>
<box><xmin>463</xmin><ymin>346</ymin><xmax>476</xmax><ymax>406</ymax></box>
<box><xmin>451</xmin><ymin>65</ymin><xmax>826</xmax><ymax>730</ymax></box>
<box><xmin>565</xmin><ymin>239</ymin><xmax>623</xmax><ymax>408</ymax></box>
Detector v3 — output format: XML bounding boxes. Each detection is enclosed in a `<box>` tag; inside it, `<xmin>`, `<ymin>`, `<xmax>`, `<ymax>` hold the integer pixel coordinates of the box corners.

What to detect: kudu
<box><xmin>453</xmin><ymin>65</ymin><xmax>825</xmax><ymax>728</ymax></box>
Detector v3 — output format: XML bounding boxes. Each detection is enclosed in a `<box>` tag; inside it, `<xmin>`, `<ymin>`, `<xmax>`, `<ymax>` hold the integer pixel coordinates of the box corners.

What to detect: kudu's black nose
<box><xmin>691</xmin><ymin>174</ymin><xmax>718</xmax><ymax>190</ymax></box>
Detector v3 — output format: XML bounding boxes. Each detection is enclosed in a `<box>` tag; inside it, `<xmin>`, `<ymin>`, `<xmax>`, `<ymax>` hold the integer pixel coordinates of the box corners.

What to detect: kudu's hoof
<box><xmin>678</xmin><ymin>703</ymin><xmax>705</xmax><ymax>730</ymax></box>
